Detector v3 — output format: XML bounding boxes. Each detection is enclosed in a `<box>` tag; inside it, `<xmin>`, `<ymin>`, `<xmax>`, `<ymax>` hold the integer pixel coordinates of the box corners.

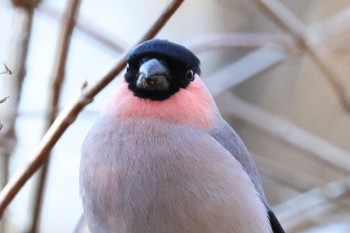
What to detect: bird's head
<box><xmin>125</xmin><ymin>39</ymin><xmax>201</xmax><ymax>101</ymax></box>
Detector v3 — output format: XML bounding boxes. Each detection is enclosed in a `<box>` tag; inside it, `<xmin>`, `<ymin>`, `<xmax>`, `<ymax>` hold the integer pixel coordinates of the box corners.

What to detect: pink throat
<box><xmin>105</xmin><ymin>75</ymin><xmax>217</xmax><ymax>128</ymax></box>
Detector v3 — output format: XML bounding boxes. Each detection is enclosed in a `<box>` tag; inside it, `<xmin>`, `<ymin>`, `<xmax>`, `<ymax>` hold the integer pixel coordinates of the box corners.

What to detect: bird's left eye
<box><xmin>185</xmin><ymin>70</ymin><xmax>194</xmax><ymax>81</ymax></box>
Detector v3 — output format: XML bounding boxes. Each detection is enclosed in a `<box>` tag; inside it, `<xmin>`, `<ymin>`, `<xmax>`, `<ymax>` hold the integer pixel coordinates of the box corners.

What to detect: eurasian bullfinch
<box><xmin>80</xmin><ymin>39</ymin><xmax>284</xmax><ymax>233</ymax></box>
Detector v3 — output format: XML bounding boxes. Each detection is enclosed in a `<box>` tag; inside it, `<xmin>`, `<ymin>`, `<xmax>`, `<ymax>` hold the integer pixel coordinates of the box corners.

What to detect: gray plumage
<box><xmin>80</xmin><ymin>116</ymin><xmax>271</xmax><ymax>233</ymax></box>
<box><xmin>80</xmin><ymin>39</ymin><xmax>284</xmax><ymax>233</ymax></box>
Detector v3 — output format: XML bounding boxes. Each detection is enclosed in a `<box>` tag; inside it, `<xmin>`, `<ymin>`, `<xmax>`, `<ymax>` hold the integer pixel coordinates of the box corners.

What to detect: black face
<box><xmin>125</xmin><ymin>39</ymin><xmax>201</xmax><ymax>101</ymax></box>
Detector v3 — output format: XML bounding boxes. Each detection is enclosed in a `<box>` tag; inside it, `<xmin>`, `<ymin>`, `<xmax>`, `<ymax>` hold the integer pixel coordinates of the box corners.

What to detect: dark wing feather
<box><xmin>269</xmin><ymin>210</ymin><xmax>285</xmax><ymax>233</ymax></box>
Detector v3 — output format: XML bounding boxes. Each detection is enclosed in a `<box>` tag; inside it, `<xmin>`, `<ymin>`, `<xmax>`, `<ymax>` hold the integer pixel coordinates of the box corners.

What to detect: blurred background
<box><xmin>0</xmin><ymin>0</ymin><xmax>350</xmax><ymax>232</ymax></box>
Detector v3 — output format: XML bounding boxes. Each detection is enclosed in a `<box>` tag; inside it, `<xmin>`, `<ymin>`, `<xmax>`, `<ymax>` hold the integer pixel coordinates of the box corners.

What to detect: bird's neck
<box><xmin>104</xmin><ymin>75</ymin><xmax>218</xmax><ymax>128</ymax></box>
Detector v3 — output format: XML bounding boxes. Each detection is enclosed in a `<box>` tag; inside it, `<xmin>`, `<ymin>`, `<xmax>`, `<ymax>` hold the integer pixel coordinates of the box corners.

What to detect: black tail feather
<box><xmin>268</xmin><ymin>210</ymin><xmax>285</xmax><ymax>233</ymax></box>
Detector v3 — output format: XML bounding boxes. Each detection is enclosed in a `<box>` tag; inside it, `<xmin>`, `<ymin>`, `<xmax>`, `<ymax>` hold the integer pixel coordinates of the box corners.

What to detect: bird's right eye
<box><xmin>185</xmin><ymin>70</ymin><xmax>194</xmax><ymax>81</ymax></box>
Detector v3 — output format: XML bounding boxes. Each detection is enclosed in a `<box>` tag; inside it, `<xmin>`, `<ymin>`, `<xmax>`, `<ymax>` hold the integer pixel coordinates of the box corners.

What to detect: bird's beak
<box><xmin>136</xmin><ymin>58</ymin><xmax>170</xmax><ymax>91</ymax></box>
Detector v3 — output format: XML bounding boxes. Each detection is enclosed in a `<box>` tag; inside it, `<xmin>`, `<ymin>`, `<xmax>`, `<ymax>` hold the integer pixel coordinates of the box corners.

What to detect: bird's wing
<box><xmin>210</xmin><ymin>118</ymin><xmax>285</xmax><ymax>233</ymax></box>
<box><xmin>268</xmin><ymin>210</ymin><xmax>285</xmax><ymax>233</ymax></box>
<box><xmin>210</xmin><ymin>119</ymin><xmax>266</xmax><ymax>202</ymax></box>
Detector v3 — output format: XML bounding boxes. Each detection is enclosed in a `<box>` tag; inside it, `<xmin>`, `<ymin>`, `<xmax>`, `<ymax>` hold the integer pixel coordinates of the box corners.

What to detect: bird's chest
<box><xmin>80</xmin><ymin>118</ymin><xmax>195</xmax><ymax>228</ymax></box>
<box><xmin>81</xmin><ymin>118</ymin><xmax>175</xmax><ymax>186</ymax></box>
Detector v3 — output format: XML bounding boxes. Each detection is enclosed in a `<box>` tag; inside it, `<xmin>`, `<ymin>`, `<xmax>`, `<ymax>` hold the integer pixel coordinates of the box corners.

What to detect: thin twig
<box><xmin>203</xmin><ymin>45</ymin><xmax>287</xmax><ymax>96</ymax></box>
<box><xmin>72</xmin><ymin>214</ymin><xmax>85</xmax><ymax>233</ymax></box>
<box><xmin>254</xmin><ymin>0</ymin><xmax>306</xmax><ymax>39</ymax></box>
<box><xmin>0</xmin><ymin>97</ymin><xmax>9</xmax><ymax>104</ymax></box>
<box><xmin>0</xmin><ymin>62</ymin><xmax>12</xmax><ymax>75</ymax></box>
<box><xmin>308</xmin><ymin>5</ymin><xmax>350</xmax><ymax>44</ymax></box>
<box><xmin>0</xmin><ymin>1</ymin><xmax>38</xmax><ymax>231</ymax></box>
<box><xmin>0</xmin><ymin>0</ymin><xmax>184</xmax><ymax>217</ymax></box>
<box><xmin>37</xmin><ymin>3</ymin><xmax>127</xmax><ymax>53</ymax></box>
<box><xmin>254</xmin><ymin>0</ymin><xmax>350</xmax><ymax>112</ymax></box>
<box><xmin>29</xmin><ymin>0</ymin><xmax>82</xmax><ymax>232</ymax></box>
<box><xmin>185</xmin><ymin>32</ymin><xmax>301</xmax><ymax>54</ymax></box>
<box><xmin>274</xmin><ymin>175</ymin><xmax>350</xmax><ymax>230</ymax></box>
<box><xmin>253</xmin><ymin>153</ymin><xmax>323</xmax><ymax>192</ymax></box>
<box><xmin>218</xmin><ymin>92</ymin><xmax>350</xmax><ymax>173</ymax></box>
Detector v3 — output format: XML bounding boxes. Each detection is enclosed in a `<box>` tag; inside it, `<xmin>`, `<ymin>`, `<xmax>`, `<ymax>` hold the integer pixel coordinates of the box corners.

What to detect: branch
<box><xmin>274</xmin><ymin>175</ymin><xmax>350</xmax><ymax>230</ymax></box>
<box><xmin>203</xmin><ymin>45</ymin><xmax>287</xmax><ymax>95</ymax></box>
<box><xmin>217</xmin><ymin>93</ymin><xmax>350</xmax><ymax>173</ymax></box>
<box><xmin>185</xmin><ymin>32</ymin><xmax>301</xmax><ymax>54</ymax></box>
<box><xmin>0</xmin><ymin>97</ymin><xmax>9</xmax><ymax>104</ymax></box>
<box><xmin>253</xmin><ymin>153</ymin><xmax>324</xmax><ymax>192</ymax></box>
<box><xmin>0</xmin><ymin>95</ymin><xmax>8</xmax><ymax>131</ymax></box>
<box><xmin>0</xmin><ymin>0</ymin><xmax>184</xmax><ymax>217</ymax></box>
<box><xmin>29</xmin><ymin>0</ymin><xmax>82</xmax><ymax>232</ymax></box>
<box><xmin>37</xmin><ymin>3</ymin><xmax>127</xmax><ymax>54</ymax></box>
<box><xmin>72</xmin><ymin>214</ymin><xmax>85</xmax><ymax>233</ymax></box>
<box><xmin>308</xmin><ymin>5</ymin><xmax>350</xmax><ymax>44</ymax></box>
<box><xmin>0</xmin><ymin>2</ymin><xmax>38</xmax><ymax>232</ymax></box>
<box><xmin>0</xmin><ymin>61</ymin><xmax>12</xmax><ymax>75</ymax></box>
<box><xmin>254</xmin><ymin>0</ymin><xmax>350</xmax><ymax>112</ymax></box>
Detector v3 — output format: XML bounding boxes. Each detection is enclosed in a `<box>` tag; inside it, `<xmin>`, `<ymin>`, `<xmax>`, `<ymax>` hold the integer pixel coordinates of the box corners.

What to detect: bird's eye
<box><xmin>185</xmin><ymin>70</ymin><xmax>194</xmax><ymax>81</ymax></box>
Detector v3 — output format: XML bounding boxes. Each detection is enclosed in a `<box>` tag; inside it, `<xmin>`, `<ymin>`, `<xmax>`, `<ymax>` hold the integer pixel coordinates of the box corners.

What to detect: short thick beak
<box><xmin>136</xmin><ymin>58</ymin><xmax>170</xmax><ymax>91</ymax></box>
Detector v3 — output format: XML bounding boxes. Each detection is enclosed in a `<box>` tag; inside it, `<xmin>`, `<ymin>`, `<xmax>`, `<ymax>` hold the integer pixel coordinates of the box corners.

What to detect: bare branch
<box><xmin>72</xmin><ymin>214</ymin><xmax>85</xmax><ymax>233</ymax></box>
<box><xmin>218</xmin><ymin>93</ymin><xmax>350</xmax><ymax>173</ymax></box>
<box><xmin>275</xmin><ymin>176</ymin><xmax>350</xmax><ymax>230</ymax></box>
<box><xmin>80</xmin><ymin>80</ymin><xmax>88</xmax><ymax>91</ymax></box>
<box><xmin>0</xmin><ymin>2</ymin><xmax>37</xmax><ymax>231</ymax></box>
<box><xmin>254</xmin><ymin>0</ymin><xmax>306</xmax><ymax>40</ymax></box>
<box><xmin>254</xmin><ymin>0</ymin><xmax>350</xmax><ymax>112</ymax></box>
<box><xmin>12</xmin><ymin>0</ymin><xmax>40</xmax><ymax>9</ymax></box>
<box><xmin>185</xmin><ymin>33</ymin><xmax>302</xmax><ymax>54</ymax></box>
<box><xmin>37</xmin><ymin>3</ymin><xmax>127</xmax><ymax>53</ymax></box>
<box><xmin>0</xmin><ymin>97</ymin><xmax>9</xmax><ymax>104</ymax></box>
<box><xmin>253</xmin><ymin>153</ymin><xmax>324</xmax><ymax>192</ymax></box>
<box><xmin>308</xmin><ymin>5</ymin><xmax>350</xmax><ymax>44</ymax></box>
<box><xmin>0</xmin><ymin>0</ymin><xmax>184</xmax><ymax>217</ymax></box>
<box><xmin>204</xmin><ymin>45</ymin><xmax>287</xmax><ymax>95</ymax></box>
<box><xmin>29</xmin><ymin>0</ymin><xmax>82</xmax><ymax>232</ymax></box>
<box><xmin>0</xmin><ymin>62</ymin><xmax>12</xmax><ymax>75</ymax></box>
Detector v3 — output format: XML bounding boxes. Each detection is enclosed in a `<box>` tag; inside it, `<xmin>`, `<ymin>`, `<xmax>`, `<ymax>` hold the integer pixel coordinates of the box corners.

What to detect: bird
<box><xmin>80</xmin><ymin>39</ymin><xmax>285</xmax><ymax>233</ymax></box>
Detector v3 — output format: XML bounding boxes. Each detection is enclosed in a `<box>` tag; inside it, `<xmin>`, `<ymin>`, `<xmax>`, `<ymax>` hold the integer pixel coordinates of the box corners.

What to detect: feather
<box><xmin>210</xmin><ymin>119</ymin><xmax>285</xmax><ymax>233</ymax></box>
